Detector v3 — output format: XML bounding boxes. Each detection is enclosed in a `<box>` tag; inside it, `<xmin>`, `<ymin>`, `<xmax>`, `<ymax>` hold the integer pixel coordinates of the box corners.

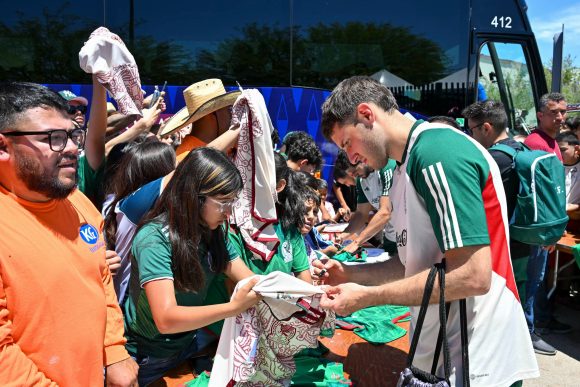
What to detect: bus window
<box><xmin>478</xmin><ymin>42</ymin><xmax>536</xmax><ymax>136</ymax></box>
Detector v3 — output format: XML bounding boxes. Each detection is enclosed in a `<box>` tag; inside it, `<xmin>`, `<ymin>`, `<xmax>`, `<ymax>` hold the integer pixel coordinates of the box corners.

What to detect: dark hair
<box><xmin>321</xmin><ymin>76</ymin><xmax>398</xmax><ymax>140</ymax></box>
<box><xmin>428</xmin><ymin>115</ymin><xmax>461</xmax><ymax>130</ymax></box>
<box><xmin>334</xmin><ymin>149</ymin><xmax>354</xmax><ymax>172</ymax></box>
<box><xmin>282</xmin><ymin>130</ymin><xmax>310</xmax><ymax>148</ymax></box>
<box><xmin>274</xmin><ymin>151</ymin><xmax>290</xmax><ymax>184</ymax></box>
<box><xmin>556</xmin><ymin>131</ymin><xmax>580</xmax><ymax>145</ymax></box>
<box><xmin>138</xmin><ymin>147</ymin><xmax>242</xmax><ymax>292</ymax></box>
<box><xmin>333</xmin><ymin>166</ymin><xmax>349</xmax><ymax>181</ymax></box>
<box><xmin>104</xmin><ymin>141</ymin><xmax>176</xmax><ymax>248</ymax></box>
<box><xmin>274</xmin><ymin>151</ymin><xmax>291</xmax><ymax>203</ymax></box>
<box><xmin>271</xmin><ymin>126</ymin><xmax>280</xmax><ymax>148</ymax></box>
<box><xmin>539</xmin><ymin>92</ymin><xmax>566</xmax><ymax>111</ymax></box>
<box><xmin>462</xmin><ymin>100</ymin><xmax>507</xmax><ymax>134</ymax></box>
<box><xmin>279</xmin><ymin>170</ymin><xmax>321</xmax><ymax>231</ymax></box>
<box><xmin>566</xmin><ymin>116</ymin><xmax>580</xmax><ymax>131</ymax></box>
<box><xmin>285</xmin><ymin>132</ymin><xmax>322</xmax><ymax>168</ymax></box>
<box><xmin>318</xmin><ymin>178</ymin><xmax>328</xmax><ymax>190</ymax></box>
<box><xmin>0</xmin><ymin>82</ymin><xmax>69</xmax><ymax>132</ymax></box>
<box><xmin>103</xmin><ymin>142</ymin><xmax>134</xmax><ymax>189</ymax></box>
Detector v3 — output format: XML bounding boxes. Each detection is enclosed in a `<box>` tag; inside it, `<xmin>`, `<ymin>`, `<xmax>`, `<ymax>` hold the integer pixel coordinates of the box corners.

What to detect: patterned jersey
<box><xmin>390</xmin><ymin>121</ymin><xmax>538</xmax><ymax>386</ymax></box>
<box><xmin>209</xmin><ymin>272</ymin><xmax>334</xmax><ymax>387</ymax></box>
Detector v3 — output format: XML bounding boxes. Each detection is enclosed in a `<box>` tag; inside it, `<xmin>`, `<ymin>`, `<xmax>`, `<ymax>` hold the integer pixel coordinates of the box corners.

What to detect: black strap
<box><xmin>436</xmin><ymin>263</ymin><xmax>451</xmax><ymax>380</ymax></box>
<box><xmin>407</xmin><ymin>262</ymin><xmax>451</xmax><ymax>381</ymax></box>
<box><xmin>431</xmin><ymin>302</ymin><xmax>450</xmax><ymax>375</ymax></box>
<box><xmin>406</xmin><ymin>265</ymin><xmax>438</xmax><ymax>366</ymax></box>
<box><xmin>460</xmin><ymin>298</ymin><xmax>470</xmax><ymax>387</ymax></box>
<box><xmin>408</xmin><ymin>261</ymin><xmax>470</xmax><ymax>386</ymax></box>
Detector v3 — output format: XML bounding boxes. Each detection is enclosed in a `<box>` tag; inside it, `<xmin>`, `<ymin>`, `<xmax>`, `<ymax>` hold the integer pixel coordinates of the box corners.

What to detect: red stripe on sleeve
<box><xmin>482</xmin><ymin>173</ymin><xmax>520</xmax><ymax>302</ymax></box>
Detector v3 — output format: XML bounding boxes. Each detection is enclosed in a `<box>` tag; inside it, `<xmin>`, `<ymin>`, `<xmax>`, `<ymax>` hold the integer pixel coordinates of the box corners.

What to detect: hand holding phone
<box><xmin>150</xmin><ymin>85</ymin><xmax>161</xmax><ymax>107</ymax></box>
<box><xmin>149</xmin><ymin>81</ymin><xmax>167</xmax><ymax>108</ymax></box>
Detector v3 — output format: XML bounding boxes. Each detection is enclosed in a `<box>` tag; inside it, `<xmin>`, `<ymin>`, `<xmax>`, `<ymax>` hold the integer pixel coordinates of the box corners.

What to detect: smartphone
<box><xmin>149</xmin><ymin>81</ymin><xmax>167</xmax><ymax>108</ymax></box>
<box><xmin>150</xmin><ymin>85</ymin><xmax>160</xmax><ymax>107</ymax></box>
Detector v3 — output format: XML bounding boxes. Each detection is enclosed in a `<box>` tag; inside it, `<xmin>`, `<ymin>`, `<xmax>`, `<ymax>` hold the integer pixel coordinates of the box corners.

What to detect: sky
<box><xmin>526</xmin><ymin>0</ymin><xmax>580</xmax><ymax>67</ymax></box>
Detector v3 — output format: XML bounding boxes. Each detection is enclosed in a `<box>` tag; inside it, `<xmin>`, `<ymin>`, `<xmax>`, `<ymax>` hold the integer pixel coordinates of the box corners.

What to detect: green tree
<box><xmin>544</xmin><ymin>54</ymin><xmax>580</xmax><ymax>102</ymax></box>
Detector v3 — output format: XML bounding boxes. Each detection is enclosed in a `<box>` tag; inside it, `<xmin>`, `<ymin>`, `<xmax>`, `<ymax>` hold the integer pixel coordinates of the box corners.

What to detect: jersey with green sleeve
<box><xmin>406</xmin><ymin>129</ymin><xmax>491</xmax><ymax>251</ymax></box>
<box><xmin>389</xmin><ymin>121</ymin><xmax>538</xmax><ymax>386</ymax></box>
<box><xmin>355</xmin><ymin>159</ymin><xmax>396</xmax><ymax>208</ymax></box>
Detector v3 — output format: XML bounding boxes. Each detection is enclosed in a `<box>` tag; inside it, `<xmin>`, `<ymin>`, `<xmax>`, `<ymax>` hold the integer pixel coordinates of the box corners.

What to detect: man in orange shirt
<box><xmin>0</xmin><ymin>82</ymin><xmax>138</xmax><ymax>386</ymax></box>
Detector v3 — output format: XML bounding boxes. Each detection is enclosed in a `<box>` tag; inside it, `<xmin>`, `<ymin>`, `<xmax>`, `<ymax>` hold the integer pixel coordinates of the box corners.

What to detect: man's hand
<box><xmin>105</xmin><ymin>250</ymin><xmax>122</xmax><ymax>276</ymax></box>
<box><xmin>312</xmin><ymin>258</ymin><xmax>348</xmax><ymax>286</ymax></box>
<box><xmin>340</xmin><ymin>207</ymin><xmax>351</xmax><ymax>222</ymax></box>
<box><xmin>105</xmin><ymin>357</ymin><xmax>138</xmax><ymax>387</ymax></box>
<box><xmin>542</xmin><ymin>244</ymin><xmax>556</xmax><ymax>253</ymax></box>
<box><xmin>320</xmin><ymin>282</ymin><xmax>370</xmax><ymax>316</ymax></box>
<box><xmin>341</xmin><ymin>240</ymin><xmax>360</xmax><ymax>254</ymax></box>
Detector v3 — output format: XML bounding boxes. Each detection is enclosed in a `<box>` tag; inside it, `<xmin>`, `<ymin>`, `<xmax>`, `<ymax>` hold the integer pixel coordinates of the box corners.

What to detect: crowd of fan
<box><xmin>1</xmin><ymin>72</ymin><xmax>578</xmax><ymax>387</ymax></box>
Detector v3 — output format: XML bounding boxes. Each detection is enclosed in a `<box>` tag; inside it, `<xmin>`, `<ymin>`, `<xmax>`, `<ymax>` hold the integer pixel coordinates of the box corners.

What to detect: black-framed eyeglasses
<box><xmin>67</xmin><ymin>105</ymin><xmax>87</xmax><ymax>115</ymax></box>
<box><xmin>467</xmin><ymin>122</ymin><xmax>485</xmax><ymax>135</ymax></box>
<box><xmin>2</xmin><ymin>128</ymin><xmax>86</xmax><ymax>152</ymax></box>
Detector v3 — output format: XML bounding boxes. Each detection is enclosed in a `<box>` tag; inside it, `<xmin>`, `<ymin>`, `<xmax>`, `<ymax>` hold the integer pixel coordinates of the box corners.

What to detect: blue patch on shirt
<box><xmin>79</xmin><ymin>223</ymin><xmax>99</xmax><ymax>245</ymax></box>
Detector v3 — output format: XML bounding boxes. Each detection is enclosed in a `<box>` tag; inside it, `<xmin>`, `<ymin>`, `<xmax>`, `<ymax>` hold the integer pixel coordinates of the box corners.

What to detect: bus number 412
<box><xmin>491</xmin><ymin>16</ymin><xmax>512</xmax><ymax>29</ymax></box>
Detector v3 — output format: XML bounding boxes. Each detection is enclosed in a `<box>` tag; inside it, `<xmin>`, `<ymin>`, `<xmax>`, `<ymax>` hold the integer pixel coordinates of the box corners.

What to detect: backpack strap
<box><xmin>489</xmin><ymin>141</ymin><xmax>530</xmax><ymax>158</ymax></box>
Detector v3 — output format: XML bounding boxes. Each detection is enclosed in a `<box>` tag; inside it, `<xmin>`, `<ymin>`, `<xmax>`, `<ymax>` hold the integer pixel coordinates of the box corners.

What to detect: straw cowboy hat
<box><xmin>159</xmin><ymin>79</ymin><xmax>241</xmax><ymax>137</ymax></box>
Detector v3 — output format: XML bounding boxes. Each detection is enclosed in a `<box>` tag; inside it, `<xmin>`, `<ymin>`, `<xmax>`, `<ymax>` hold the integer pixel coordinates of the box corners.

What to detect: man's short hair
<box><xmin>333</xmin><ymin>166</ymin><xmax>349</xmax><ymax>181</ymax></box>
<box><xmin>0</xmin><ymin>82</ymin><xmax>69</xmax><ymax>132</ymax></box>
<box><xmin>321</xmin><ymin>76</ymin><xmax>398</xmax><ymax>140</ymax></box>
<box><xmin>334</xmin><ymin>149</ymin><xmax>354</xmax><ymax>172</ymax></box>
<box><xmin>539</xmin><ymin>92</ymin><xmax>566</xmax><ymax>111</ymax></box>
<box><xmin>428</xmin><ymin>115</ymin><xmax>461</xmax><ymax>130</ymax></box>
<box><xmin>556</xmin><ymin>131</ymin><xmax>580</xmax><ymax>145</ymax></box>
<box><xmin>462</xmin><ymin>100</ymin><xmax>507</xmax><ymax>135</ymax></box>
<box><xmin>286</xmin><ymin>133</ymin><xmax>322</xmax><ymax>168</ymax></box>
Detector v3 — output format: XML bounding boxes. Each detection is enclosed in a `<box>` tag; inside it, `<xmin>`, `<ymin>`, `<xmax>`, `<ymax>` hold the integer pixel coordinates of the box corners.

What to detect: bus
<box><xmin>0</xmin><ymin>0</ymin><xmax>551</xmax><ymax>180</ymax></box>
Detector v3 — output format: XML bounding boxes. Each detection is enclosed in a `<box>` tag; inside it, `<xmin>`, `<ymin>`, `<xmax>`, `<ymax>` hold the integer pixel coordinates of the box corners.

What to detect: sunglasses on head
<box><xmin>67</xmin><ymin>105</ymin><xmax>87</xmax><ymax>115</ymax></box>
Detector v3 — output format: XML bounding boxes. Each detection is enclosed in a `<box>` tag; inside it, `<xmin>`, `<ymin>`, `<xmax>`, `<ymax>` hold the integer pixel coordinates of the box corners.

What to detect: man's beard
<box><xmin>14</xmin><ymin>152</ymin><xmax>77</xmax><ymax>200</ymax></box>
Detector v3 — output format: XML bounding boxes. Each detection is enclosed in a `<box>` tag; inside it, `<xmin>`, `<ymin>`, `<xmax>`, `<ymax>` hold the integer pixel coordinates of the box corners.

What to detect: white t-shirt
<box><xmin>564</xmin><ymin>163</ymin><xmax>580</xmax><ymax>205</ymax></box>
<box><xmin>318</xmin><ymin>201</ymin><xmax>336</xmax><ymax>222</ymax></box>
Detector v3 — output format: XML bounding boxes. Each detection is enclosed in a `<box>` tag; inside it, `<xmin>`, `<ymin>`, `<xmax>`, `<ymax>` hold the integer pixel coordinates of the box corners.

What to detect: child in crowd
<box><xmin>317</xmin><ymin>178</ymin><xmax>347</xmax><ymax>223</ymax></box>
<box><xmin>557</xmin><ymin>131</ymin><xmax>580</xmax><ymax>217</ymax></box>
<box><xmin>301</xmin><ymin>185</ymin><xmax>339</xmax><ymax>258</ymax></box>
<box><xmin>124</xmin><ymin>148</ymin><xmax>259</xmax><ymax>385</ymax></box>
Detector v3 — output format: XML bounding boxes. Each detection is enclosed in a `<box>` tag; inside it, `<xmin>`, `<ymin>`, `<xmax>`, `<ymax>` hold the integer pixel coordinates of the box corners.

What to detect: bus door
<box><xmin>469</xmin><ymin>0</ymin><xmax>547</xmax><ymax>136</ymax></box>
<box><xmin>474</xmin><ymin>37</ymin><xmax>541</xmax><ymax>136</ymax></box>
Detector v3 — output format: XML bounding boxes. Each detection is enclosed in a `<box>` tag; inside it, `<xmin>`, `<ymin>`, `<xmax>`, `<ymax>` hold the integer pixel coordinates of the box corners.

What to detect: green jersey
<box><xmin>77</xmin><ymin>155</ymin><xmax>105</xmax><ymax>208</ymax></box>
<box><xmin>227</xmin><ymin>223</ymin><xmax>310</xmax><ymax>275</ymax></box>
<box><xmin>123</xmin><ymin>222</ymin><xmax>237</xmax><ymax>357</ymax></box>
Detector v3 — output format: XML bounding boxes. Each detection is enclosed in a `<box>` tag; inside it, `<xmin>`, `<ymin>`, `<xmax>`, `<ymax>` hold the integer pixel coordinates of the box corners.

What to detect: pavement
<box><xmin>524</xmin><ymin>296</ymin><xmax>580</xmax><ymax>386</ymax></box>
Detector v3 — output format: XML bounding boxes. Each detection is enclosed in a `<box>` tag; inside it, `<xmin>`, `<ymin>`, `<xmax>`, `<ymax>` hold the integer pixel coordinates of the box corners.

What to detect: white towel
<box><xmin>79</xmin><ymin>27</ymin><xmax>143</xmax><ymax>116</ymax></box>
<box><xmin>230</xmin><ymin>89</ymin><xmax>279</xmax><ymax>261</ymax></box>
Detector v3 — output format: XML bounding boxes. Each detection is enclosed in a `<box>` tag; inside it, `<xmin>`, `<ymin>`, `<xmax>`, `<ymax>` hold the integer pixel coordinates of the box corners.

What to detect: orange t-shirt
<box><xmin>0</xmin><ymin>186</ymin><xmax>128</xmax><ymax>386</ymax></box>
<box><xmin>175</xmin><ymin>135</ymin><xmax>206</xmax><ymax>162</ymax></box>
